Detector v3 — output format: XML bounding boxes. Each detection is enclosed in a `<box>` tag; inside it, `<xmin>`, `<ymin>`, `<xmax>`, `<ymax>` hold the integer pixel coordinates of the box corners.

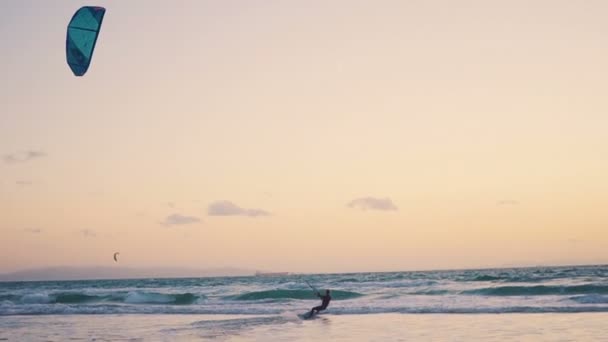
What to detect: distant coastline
<box><xmin>255</xmin><ymin>271</ymin><xmax>290</xmax><ymax>277</ymax></box>
<box><xmin>1</xmin><ymin>263</ymin><xmax>607</xmax><ymax>282</ymax></box>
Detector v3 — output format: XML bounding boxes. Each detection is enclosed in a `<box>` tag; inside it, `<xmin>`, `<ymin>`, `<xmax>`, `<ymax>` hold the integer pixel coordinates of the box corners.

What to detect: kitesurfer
<box><xmin>310</xmin><ymin>289</ymin><xmax>331</xmax><ymax>315</ymax></box>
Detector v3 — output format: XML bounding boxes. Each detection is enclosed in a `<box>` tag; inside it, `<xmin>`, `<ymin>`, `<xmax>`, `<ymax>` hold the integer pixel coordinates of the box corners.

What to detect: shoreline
<box><xmin>1</xmin><ymin>313</ymin><xmax>607</xmax><ymax>341</ymax></box>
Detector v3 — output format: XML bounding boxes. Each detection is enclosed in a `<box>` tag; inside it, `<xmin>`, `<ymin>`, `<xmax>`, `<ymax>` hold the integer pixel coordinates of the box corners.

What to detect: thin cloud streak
<box><xmin>23</xmin><ymin>228</ymin><xmax>42</xmax><ymax>234</ymax></box>
<box><xmin>161</xmin><ymin>213</ymin><xmax>202</xmax><ymax>226</ymax></box>
<box><xmin>347</xmin><ymin>197</ymin><xmax>398</xmax><ymax>211</ymax></box>
<box><xmin>3</xmin><ymin>150</ymin><xmax>46</xmax><ymax>164</ymax></box>
<box><xmin>497</xmin><ymin>200</ymin><xmax>520</xmax><ymax>206</ymax></box>
<box><xmin>208</xmin><ymin>201</ymin><xmax>270</xmax><ymax>217</ymax></box>
<box><xmin>80</xmin><ymin>229</ymin><xmax>96</xmax><ymax>238</ymax></box>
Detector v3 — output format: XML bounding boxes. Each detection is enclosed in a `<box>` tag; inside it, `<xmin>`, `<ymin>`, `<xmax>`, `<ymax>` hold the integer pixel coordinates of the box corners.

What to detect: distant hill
<box><xmin>0</xmin><ymin>266</ymin><xmax>255</xmax><ymax>282</ymax></box>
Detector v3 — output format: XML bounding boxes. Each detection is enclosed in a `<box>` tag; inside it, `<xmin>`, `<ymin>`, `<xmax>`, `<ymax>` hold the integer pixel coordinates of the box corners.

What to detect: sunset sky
<box><xmin>1</xmin><ymin>0</ymin><xmax>607</xmax><ymax>274</ymax></box>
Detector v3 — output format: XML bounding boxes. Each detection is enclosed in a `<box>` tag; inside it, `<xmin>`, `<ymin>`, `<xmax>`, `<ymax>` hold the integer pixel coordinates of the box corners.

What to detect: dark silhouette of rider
<box><xmin>310</xmin><ymin>289</ymin><xmax>331</xmax><ymax>315</ymax></box>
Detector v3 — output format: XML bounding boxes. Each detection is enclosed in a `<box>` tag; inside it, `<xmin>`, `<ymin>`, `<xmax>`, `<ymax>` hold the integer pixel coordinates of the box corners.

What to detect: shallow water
<box><xmin>1</xmin><ymin>313</ymin><xmax>606</xmax><ymax>341</ymax></box>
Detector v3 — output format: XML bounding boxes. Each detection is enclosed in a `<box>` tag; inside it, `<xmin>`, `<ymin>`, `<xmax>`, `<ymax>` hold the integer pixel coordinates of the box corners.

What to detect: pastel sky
<box><xmin>1</xmin><ymin>0</ymin><xmax>607</xmax><ymax>274</ymax></box>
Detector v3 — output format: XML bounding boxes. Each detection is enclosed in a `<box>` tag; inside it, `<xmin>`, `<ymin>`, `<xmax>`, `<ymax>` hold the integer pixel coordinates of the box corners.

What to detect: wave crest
<box><xmin>231</xmin><ymin>289</ymin><xmax>363</xmax><ymax>301</ymax></box>
<box><xmin>570</xmin><ymin>294</ymin><xmax>608</xmax><ymax>304</ymax></box>
<box><xmin>0</xmin><ymin>291</ymin><xmax>201</xmax><ymax>305</ymax></box>
<box><xmin>124</xmin><ymin>292</ymin><xmax>198</xmax><ymax>305</ymax></box>
<box><xmin>462</xmin><ymin>284</ymin><xmax>608</xmax><ymax>296</ymax></box>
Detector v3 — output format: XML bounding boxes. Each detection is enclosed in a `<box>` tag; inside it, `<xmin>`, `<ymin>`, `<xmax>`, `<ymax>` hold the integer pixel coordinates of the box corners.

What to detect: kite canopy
<box><xmin>66</xmin><ymin>6</ymin><xmax>106</xmax><ymax>76</ymax></box>
<box><xmin>113</xmin><ymin>252</ymin><xmax>120</xmax><ymax>262</ymax></box>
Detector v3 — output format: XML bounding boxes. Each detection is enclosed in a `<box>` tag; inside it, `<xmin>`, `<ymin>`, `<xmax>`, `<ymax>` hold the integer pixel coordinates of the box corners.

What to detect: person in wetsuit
<box><xmin>310</xmin><ymin>289</ymin><xmax>331</xmax><ymax>315</ymax></box>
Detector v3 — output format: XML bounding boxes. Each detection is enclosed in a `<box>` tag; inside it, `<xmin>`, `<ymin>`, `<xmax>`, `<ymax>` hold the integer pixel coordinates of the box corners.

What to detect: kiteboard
<box><xmin>299</xmin><ymin>310</ymin><xmax>325</xmax><ymax>320</ymax></box>
<box><xmin>299</xmin><ymin>310</ymin><xmax>316</xmax><ymax>319</ymax></box>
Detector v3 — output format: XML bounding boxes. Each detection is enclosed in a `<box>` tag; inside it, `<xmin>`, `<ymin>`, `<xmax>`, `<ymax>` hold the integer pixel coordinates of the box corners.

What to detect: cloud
<box><xmin>80</xmin><ymin>229</ymin><xmax>96</xmax><ymax>238</ymax></box>
<box><xmin>161</xmin><ymin>213</ymin><xmax>202</xmax><ymax>226</ymax></box>
<box><xmin>3</xmin><ymin>150</ymin><xmax>46</xmax><ymax>164</ymax></box>
<box><xmin>497</xmin><ymin>200</ymin><xmax>520</xmax><ymax>206</ymax></box>
<box><xmin>347</xmin><ymin>197</ymin><xmax>398</xmax><ymax>211</ymax></box>
<box><xmin>207</xmin><ymin>201</ymin><xmax>270</xmax><ymax>217</ymax></box>
<box><xmin>23</xmin><ymin>228</ymin><xmax>42</xmax><ymax>234</ymax></box>
<box><xmin>15</xmin><ymin>180</ymin><xmax>33</xmax><ymax>186</ymax></box>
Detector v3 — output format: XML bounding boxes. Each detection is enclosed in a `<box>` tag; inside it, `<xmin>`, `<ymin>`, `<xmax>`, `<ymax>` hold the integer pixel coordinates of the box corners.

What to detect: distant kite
<box><xmin>113</xmin><ymin>252</ymin><xmax>120</xmax><ymax>262</ymax></box>
<box><xmin>66</xmin><ymin>6</ymin><xmax>106</xmax><ymax>76</ymax></box>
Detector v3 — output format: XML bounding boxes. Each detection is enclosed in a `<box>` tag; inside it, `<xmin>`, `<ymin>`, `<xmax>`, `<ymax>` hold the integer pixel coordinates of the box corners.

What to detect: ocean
<box><xmin>2</xmin><ymin>265</ymin><xmax>608</xmax><ymax>340</ymax></box>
